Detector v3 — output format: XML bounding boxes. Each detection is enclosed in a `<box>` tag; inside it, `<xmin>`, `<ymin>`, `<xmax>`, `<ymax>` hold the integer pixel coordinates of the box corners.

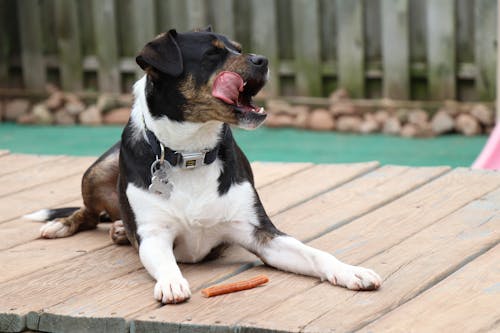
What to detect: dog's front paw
<box><xmin>154</xmin><ymin>276</ymin><xmax>191</xmax><ymax>304</ymax></box>
<box><xmin>328</xmin><ymin>264</ymin><xmax>381</xmax><ymax>291</ymax></box>
<box><xmin>40</xmin><ymin>220</ymin><xmax>72</xmax><ymax>238</ymax></box>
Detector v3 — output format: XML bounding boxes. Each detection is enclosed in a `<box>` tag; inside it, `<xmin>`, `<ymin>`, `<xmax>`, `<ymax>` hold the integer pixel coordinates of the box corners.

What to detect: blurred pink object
<box><xmin>472</xmin><ymin>124</ymin><xmax>500</xmax><ymax>170</ymax></box>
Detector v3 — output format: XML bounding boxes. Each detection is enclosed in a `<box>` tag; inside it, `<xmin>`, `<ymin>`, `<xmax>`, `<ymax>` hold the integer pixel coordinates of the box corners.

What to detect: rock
<box><xmin>407</xmin><ymin>109</ymin><xmax>429</xmax><ymax>126</ymax></box>
<box><xmin>45</xmin><ymin>91</ymin><xmax>65</xmax><ymax>110</ymax></box>
<box><xmin>359</xmin><ymin>114</ymin><xmax>379</xmax><ymax>134</ymax></box>
<box><xmin>266</xmin><ymin>99</ymin><xmax>293</xmax><ymax>116</ymax></box>
<box><xmin>293</xmin><ymin>111</ymin><xmax>309</xmax><ymax>129</ymax></box>
<box><xmin>32</xmin><ymin>103</ymin><xmax>54</xmax><ymax>124</ymax></box>
<box><xmin>289</xmin><ymin>105</ymin><xmax>310</xmax><ymax>117</ymax></box>
<box><xmin>96</xmin><ymin>93</ymin><xmax>120</xmax><ymax>113</ymax></box>
<box><xmin>431</xmin><ymin>110</ymin><xmax>455</xmax><ymax>134</ymax></box>
<box><xmin>374</xmin><ymin>110</ymin><xmax>390</xmax><ymax>125</ymax></box>
<box><xmin>65</xmin><ymin>101</ymin><xmax>85</xmax><ymax>116</ymax></box>
<box><xmin>382</xmin><ymin>117</ymin><xmax>402</xmax><ymax>135</ymax></box>
<box><xmin>443</xmin><ymin>100</ymin><xmax>460</xmax><ymax>116</ymax></box>
<box><xmin>328</xmin><ymin>88</ymin><xmax>349</xmax><ymax>103</ymax></box>
<box><xmin>456</xmin><ymin>114</ymin><xmax>481</xmax><ymax>136</ymax></box>
<box><xmin>4</xmin><ymin>99</ymin><xmax>30</xmax><ymax>121</ymax></box>
<box><xmin>400</xmin><ymin>124</ymin><xmax>418</xmax><ymax>138</ymax></box>
<box><xmin>79</xmin><ymin>105</ymin><xmax>103</xmax><ymax>125</ymax></box>
<box><xmin>329</xmin><ymin>101</ymin><xmax>357</xmax><ymax>116</ymax></box>
<box><xmin>396</xmin><ymin>109</ymin><xmax>409</xmax><ymax>123</ymax></box>
<box><xmin>0</xmin><ymin>101</ymin><xmax>3</xmax><ymax>121</ymax></box>
<box><xmin>265</xmin><ymin>113</ymin><xmax>295</xmax><ymax>128</ymax></box>
<box><xmin>470</xmin><ymin>104</ymin><xmax>493</xmax><ymax>126</ymax></box>
<box><xmin>103</xmin><ymin>107</ymin><xmax>131</xmax><ymax>125</ymax></box>
<box><xmin>336</xmin><ymin>116</ymin><xmax>362</xmax><ymax>133</ymax></box>
<box><xmin>308</xmin><ymin>108</ymin><xmax>335</xmax><ymax>131</ymax></box>
<box><xmin>54</xmin><ymin>109</ymin><xmax>76</xmax><ymax>125</ymax></box>
<box><xmin>17</xmin><ymin>113</ymin><xmax>36</xmax><ymax>124</ymax></box>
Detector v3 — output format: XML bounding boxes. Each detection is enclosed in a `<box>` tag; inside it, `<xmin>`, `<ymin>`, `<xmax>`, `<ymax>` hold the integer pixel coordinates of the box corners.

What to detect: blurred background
<box><xmin>0</xmin><ymin>0</ymin><xmax>497</xmax><ymax>166</ymax></box>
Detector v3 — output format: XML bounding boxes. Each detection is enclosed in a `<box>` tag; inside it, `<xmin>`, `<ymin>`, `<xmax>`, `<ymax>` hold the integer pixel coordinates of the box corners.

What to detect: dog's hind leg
<box><xmin>40</xmin><ymin>144</ymin><xmax>122</xmax><ymax>239</ymax></box>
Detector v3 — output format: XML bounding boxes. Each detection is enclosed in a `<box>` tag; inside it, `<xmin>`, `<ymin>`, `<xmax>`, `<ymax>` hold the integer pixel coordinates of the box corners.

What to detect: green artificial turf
<box><xmin>0</xmin><ymin>123</ymin><xmax>487</xmax><ymax>167</ymax></box>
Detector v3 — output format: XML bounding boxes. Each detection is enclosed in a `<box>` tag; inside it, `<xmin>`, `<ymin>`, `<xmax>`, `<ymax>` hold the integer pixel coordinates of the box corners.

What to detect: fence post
<box><xmin>131</xmin><ymin>0</ymin><xmax>156</xmax><ymax>78</ymax></box>
<box><xmin>186</xmin><ymin>0</ymin><xmax>208</xmax><ymax>29</ymax></box>
<box><xmin>210</xmin><ymin>0</ymin><xmax>235</xmax><ymax>37</ymax></box>
<box><xmin>251</xmin><ymin>0</ymin><xmax>279</xmax><ymax>97</ymax></box>
<box><xmin>92</xmin><ymin>0</ymin><xmax>120</xmax><ymax>93</ymax></box>
<box><xmin>17</xmin><ymin>0</ymin><xmax>46</xmax><ymax>91</ymax></box>
<box><xmin>337</xmin><ymin>0</ymin><xmax>365</xmax><ymax>98</ymax></box>
<box><xmin>292</xmin><ymin>0</ymin><xmax>322</xmax><ymax>96</ymax></box>
<box><xmin>427</xmin><ymin>0</ymin><xmax>456</xmax><ymax>100</ymax></box>
<box><xmin>0</xmin><ymin>0</ymin><xmax>10</xmax><ymax>88</ymax></box>
<box><xmin>475</xmin><ymin>0</ymin><xmax>497</xmax><ymax>101</ymax></box>
<box><xmin>54</xmin><ymin>0</ymin><xmax>83</xmax><ymax>91</ymax></box>
<box><xmin>381</xmin><ymin>0</ymin><xmax>409</xmax><ymax>100</ymax></box>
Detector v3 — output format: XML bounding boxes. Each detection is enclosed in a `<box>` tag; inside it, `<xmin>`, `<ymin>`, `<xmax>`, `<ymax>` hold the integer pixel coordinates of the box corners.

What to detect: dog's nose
<box><xmin>248</xmin><ymin>54</ymin><xmax>268</xmax><ymax>68</ymax></box>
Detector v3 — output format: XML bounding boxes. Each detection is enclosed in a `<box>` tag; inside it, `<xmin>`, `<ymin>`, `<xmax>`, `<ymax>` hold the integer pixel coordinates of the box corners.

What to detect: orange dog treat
<box><xmin>201</xmin><ymin>275</ymin><xmax>269</xmax><ymax>298</ymax></box>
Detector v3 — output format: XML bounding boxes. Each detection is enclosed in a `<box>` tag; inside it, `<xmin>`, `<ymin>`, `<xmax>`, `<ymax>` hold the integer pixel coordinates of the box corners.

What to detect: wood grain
<box><xmin>0</xmin><ymin>154</ymin><xmax>64</xmax><ymax>177</ymax></box>
<box><xmin>359</xmin><ymin>244</ymin><xmax>500</xmax><ymax>333</ymax></box>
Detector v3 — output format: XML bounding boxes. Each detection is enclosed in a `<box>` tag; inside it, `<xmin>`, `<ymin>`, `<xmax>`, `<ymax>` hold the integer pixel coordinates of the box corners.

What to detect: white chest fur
<box><xmin>126</xmin><ymin>161</ymin><xmax>258</xmax><ymax>262</ymax></box>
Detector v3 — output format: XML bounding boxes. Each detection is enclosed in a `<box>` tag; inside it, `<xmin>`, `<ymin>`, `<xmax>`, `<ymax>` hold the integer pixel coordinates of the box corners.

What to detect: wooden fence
<box><xmin>0</xmin><ymin>0</ymin><xmax>497</xmax><ymax>101</ymax></box>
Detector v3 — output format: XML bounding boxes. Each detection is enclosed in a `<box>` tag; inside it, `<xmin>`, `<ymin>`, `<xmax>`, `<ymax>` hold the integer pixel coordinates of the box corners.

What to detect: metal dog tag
<box><xmin>148</xmin><ymin>160</ymin><xmax>173</xmax><ymax>199</ymax></box>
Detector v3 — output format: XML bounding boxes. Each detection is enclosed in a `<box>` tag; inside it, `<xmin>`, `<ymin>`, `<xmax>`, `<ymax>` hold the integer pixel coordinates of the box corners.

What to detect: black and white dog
<box><xmin>26</xmin><ymin>28</ymin><xmax>381</xmax><ymax>304</ymax></box>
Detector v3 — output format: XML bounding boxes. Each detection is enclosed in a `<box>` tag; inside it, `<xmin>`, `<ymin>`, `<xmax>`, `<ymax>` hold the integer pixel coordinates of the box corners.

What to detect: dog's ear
<box><xmin>136</xmin><ymin>29</ymin><xmax>183</xmax><ymax>77</ymax></box>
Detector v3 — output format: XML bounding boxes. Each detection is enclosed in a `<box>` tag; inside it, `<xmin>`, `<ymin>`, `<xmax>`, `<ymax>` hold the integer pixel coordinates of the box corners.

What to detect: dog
<box><xmin>25</xmin><ymin>27</ymin><xmax>381</xmax><ymax>304</ymax></box>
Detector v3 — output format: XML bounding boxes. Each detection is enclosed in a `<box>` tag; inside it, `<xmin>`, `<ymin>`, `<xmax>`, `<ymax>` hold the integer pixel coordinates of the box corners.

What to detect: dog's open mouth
<box><xmin>212</xmin><ymin>71</ymin><xmax>266</xmax><ymax>115</ymax></box>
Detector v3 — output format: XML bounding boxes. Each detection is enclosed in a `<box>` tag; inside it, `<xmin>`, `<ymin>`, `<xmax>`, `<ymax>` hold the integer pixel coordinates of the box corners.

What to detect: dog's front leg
<box><xmin>138</xmin><ymin>228</ymin><xmax>191</xmax><ymax>304</ymax></box>
<box><xmin>253</xmin><ymin>235</ymin><xmax>381</xmax><ymax>290</ymax></box>
<box><xmin>230</xmin><ymin>217</ymin><xmax>381</xmax><ymax>291</ymax></box>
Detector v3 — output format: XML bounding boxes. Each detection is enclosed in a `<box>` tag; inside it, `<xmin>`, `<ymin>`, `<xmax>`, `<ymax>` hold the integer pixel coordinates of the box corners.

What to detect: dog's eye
<box><xmin>204</xmin><ymin>48</ymin><xmax>226</xmax><ymax>59</ymax></box>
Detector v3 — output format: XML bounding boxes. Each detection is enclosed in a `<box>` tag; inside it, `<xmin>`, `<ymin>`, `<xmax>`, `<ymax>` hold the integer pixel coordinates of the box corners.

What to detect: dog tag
<box><xmin>148</xmin><ymin>160</ymin><xmax>173</xmax><ymax>199</ymax></box>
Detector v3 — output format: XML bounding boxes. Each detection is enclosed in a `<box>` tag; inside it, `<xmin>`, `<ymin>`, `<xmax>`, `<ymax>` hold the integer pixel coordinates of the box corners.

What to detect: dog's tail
<box><xmin>23</xmin><ymin>207</ymin><xmax>80</xmax><ymax>222</ymax></box>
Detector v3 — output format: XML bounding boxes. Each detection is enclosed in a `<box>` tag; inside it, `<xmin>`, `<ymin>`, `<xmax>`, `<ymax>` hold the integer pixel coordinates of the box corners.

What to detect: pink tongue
<box><xmin>212</xmin><ymin>71</ymin><xmax>244</xmax><ymax>105</ymax></box>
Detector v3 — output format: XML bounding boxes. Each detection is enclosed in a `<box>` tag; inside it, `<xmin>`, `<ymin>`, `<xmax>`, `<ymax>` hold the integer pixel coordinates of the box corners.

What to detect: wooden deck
<box><xmin>0</xmin><ymin>151</ymin><xmax>499</xmax><ymax>333</ymax></box>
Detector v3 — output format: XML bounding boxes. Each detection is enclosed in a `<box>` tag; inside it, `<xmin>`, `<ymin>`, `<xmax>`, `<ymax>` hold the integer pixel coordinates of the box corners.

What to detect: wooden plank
<box><xmin>319</xmin><ymin>0</ymin><xmax>337</xmax><ymax>62</ymax></box>
<box><xmin>209</xmin><ymin>0</ymin><xmax>235</xmax><ymax>37</ymax></box>
<box><xmin>0</xmin><ymin>224</ymin><xmax>111</xmax><ymax>284</ymax></box>
<box><xmin>133</xmin><ymin>168</ymin><xmax>500</xmax><ymax>331</ymax></box>
<box><xmin>0</xmin><ymin>246</ymin><xmax>141</xmax><ymax>333</ymax></box>
<box><xmin>475</xmin><ymin>0</ymin><xmax>497</xmax><ymax>101</ymax></box>
<box><xmin>186</xmin><ymin>0</ymin><xmax>208</xmax><ymax>30</ymax></box>
<box><xmin>130</xmin><ymin>0</ymin><xmax>155</xmax><ymax>78</ymax></box>
<box><xmin>250</xmin><ymin>162</ymin><xmax>312</xmax><ymax>188</ymax></box>
<box><xmin>128</xmin><ymin>166</ymin><xmax>450</xmax><ymax>331</ymax></box>
<box><xmin>337</xmin><ymin>0</ymin><xmax>365</xmax><ymax>98</ymax></box>
<box><xmin>54</xmin><ymin>0</ymin><xmax>83</xmax><ymax>91</ymax></box>
<box><xmin>304</xmin><ymin>190</ymin><xmax>500</xmax><ymax>333</ymax></box>
<box><xmin>0</xmin><ymin>153</ymin><xmax>64</xmax><ymax>177</ymax></box>
<box><xmin>426</xmin><ymin>0</ymin><xmax>456</xmax><ymax>100</ymax></box>
<box><xmin>17</xmin><ymin>0</ymin><xmax>46</xmax><ymax>91</ymax></box>
<box><xmin>292</xmin><ymin>0</ymin><xmax>322</xmax><ymax>96</ymax></box>
<box><xmin>258</xmin><ymin>162</ymin><xmax>379</xmax><ymax>216</ymax></box>
<box><xmin>0</xmin><ymin>199</ymin><xmax>82</xmax><ymax>251</ymax></box>
<box><xmin>92</xmin><ymin>0</ymin><xmax>120</xmax><ymax>93</ymax></box>
<box><xmin>250</xmin><ymin>0</ymin><xmax>280</xmax><ymax>96</ymax></box>
<box><xmin>360</xmin><ymin>244</ymin><xmax>500</xmax><ymax>332</ymax></box>
<box><xmin>381</xmin><ymin>0</ymin><xmax>409</xmax><ymax>99</ymax></box>
<box><xmin>0</xmin><ymin>156</ymin><xmax>94</xmax><ymax>198</ymax></box>
<box><xmin>0</xmin><ymin>174</ymin><xmax>82</xmax><ymax>223</ymax></box>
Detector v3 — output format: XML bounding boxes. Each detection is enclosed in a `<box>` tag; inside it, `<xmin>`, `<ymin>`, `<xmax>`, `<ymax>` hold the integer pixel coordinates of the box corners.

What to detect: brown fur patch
<box><xmin>230</xmin><ymin>40</ymin><xmax>242</xmax><ymax>52</ymax></box>
<box><xmin>212</xmin><ymin>39</ymin><xmax>225</xmax><ymax>49</ymax></box>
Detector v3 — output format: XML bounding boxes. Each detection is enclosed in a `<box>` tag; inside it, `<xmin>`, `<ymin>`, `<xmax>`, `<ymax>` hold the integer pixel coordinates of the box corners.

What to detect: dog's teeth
<box><xmin>259</xmin><ymin>107</ymin><xmax>265</xmax><ymax>114</ymax></box>
<box><xmin>243</xmin><ymin>81</ymin><xmax>247</xmax><ymax>86</ymax></box>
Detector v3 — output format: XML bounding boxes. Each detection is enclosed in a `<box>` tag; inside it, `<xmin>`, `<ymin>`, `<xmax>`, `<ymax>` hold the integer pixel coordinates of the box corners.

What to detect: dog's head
<box><xmin>136</xmin><ymin>27</ymin><xmax>268</xmax><ymax>129</ymax></box>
